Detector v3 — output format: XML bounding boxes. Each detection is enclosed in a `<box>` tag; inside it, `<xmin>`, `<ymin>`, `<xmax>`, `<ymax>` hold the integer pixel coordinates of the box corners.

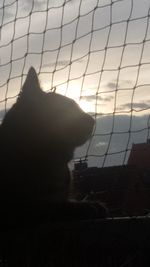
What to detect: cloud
<box><xmin>43</xmin><ymin>60</ymin><xmax>70</xmax><ymax>68</ymax></box>
<box><xmin>80</xmin><ymin>94</ymin><xmax>99</xmax><ymax>101</ymax></box>
<box><xmin>107</xmin><ymin>82</ymin><xmax>117</xmax><ymax>90</ymax></box>
<box><xmin>80</xmin><ymin>94</ymin><xmax>113</xmax><ymax>102</ymax></box>
<box><xmin>2</xmin><ymin>0</ymin><xmax>47</xmax><ymax>22</ymax></box>
<box><xmin>1</xmin><ymin>3</ymin><xmax>15</xmax><ymax>22</ymax></box>
<box><xmin>102</xmin><ymin>95</ymin><xmax>114</xmax><ymax>102</ymax></box>
<box><xmin>21</xmin><ymin>0</ymin><xmax>45</xmax><ymax>11</ymax></box>
<box><xmin>107</xmin><ymin>80</ymin><xmax>133</xmax><ymax>91</ymax></box>
<box><xmin>118</xmin><ymin>101</ymin><xmax>150</xmax><ymax>111</ymax></box>
<box><xmin>0</xmin><ymin>1</ymin><xmax>37</xmax><ymax>23</ymax></box>
<box><xmin>43</xmin><ymin>58</ymin><xmax>84</xmax><ymax>69</ymax></box>
<box><xmin>20</xmin><ymin>0</ymin><xmax>76</xmax><ymax>13</ymax></box>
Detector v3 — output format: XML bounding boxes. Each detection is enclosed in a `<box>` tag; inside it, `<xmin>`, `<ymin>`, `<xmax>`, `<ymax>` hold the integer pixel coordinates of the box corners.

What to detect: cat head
<box><xmin>2</xmin><ymin>67</ymin><xmax>95</xmax><ymax>161</ymax></box>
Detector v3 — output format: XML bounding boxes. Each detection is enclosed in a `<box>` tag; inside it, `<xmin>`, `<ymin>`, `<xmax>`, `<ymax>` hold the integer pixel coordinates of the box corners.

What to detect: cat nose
<box><xmin>79</xmin><ymin>113</ymin><xmax>95</xmax><ymax>139</ymax></box>
<box><xmin>84</xmin><ymin>113</ymin><xmax>95</xmax><ymax>131</ymax></box>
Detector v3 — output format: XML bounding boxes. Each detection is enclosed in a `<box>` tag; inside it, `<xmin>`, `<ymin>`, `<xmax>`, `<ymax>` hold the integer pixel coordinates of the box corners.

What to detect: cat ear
<box><xmin>20</xmin><ymin>67</ymin><xmax>41</xmax><ymax>99</ymax></box>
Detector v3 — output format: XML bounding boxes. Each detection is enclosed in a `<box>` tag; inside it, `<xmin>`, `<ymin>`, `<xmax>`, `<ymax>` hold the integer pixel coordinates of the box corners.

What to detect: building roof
<box><xmin>128</xmin><ymin>141</ymin><xmax>150</xmax><ymax>168</ymax></box>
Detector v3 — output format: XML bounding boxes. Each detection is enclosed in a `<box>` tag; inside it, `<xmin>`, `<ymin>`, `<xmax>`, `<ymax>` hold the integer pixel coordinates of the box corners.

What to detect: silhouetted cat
<box><xmin>0</xmin><ymin>67</ymin><xmax>107</xmax><ymax>225</ymax></box>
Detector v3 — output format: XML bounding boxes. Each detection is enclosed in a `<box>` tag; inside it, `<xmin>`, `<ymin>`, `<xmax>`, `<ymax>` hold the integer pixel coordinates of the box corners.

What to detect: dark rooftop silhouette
<box><xmin>128</xmin><ymin>140</ymin><xmax>150</xmax><ymax>169</ymax></box>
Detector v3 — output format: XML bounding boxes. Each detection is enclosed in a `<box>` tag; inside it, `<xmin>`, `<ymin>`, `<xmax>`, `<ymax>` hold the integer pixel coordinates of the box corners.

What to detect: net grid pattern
<box><xmin>0</xmin><ymin>0</ymin><xmax>150</xmax><ymax>167</ymax></box>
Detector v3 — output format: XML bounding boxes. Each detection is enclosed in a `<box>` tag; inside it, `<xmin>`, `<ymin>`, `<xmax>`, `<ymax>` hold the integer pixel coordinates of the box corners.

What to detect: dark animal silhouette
<box><xmin>0</xmin><ymin>67</ymin><xmax>107</xmax><ymax>224</ymax></box>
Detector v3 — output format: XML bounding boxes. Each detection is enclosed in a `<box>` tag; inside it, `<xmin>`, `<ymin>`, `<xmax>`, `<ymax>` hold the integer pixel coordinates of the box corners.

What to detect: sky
<box><xmin>0</xmin><ymin>0</ymin><xmax>150</xmax><ymax>167</ymax></box>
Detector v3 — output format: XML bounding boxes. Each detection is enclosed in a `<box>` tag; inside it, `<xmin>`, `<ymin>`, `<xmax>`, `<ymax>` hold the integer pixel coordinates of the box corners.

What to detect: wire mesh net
<box><xmin>0</xmin><ymin>0</ymin><xmax>150</xmax><ymax>168</ymax></box>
